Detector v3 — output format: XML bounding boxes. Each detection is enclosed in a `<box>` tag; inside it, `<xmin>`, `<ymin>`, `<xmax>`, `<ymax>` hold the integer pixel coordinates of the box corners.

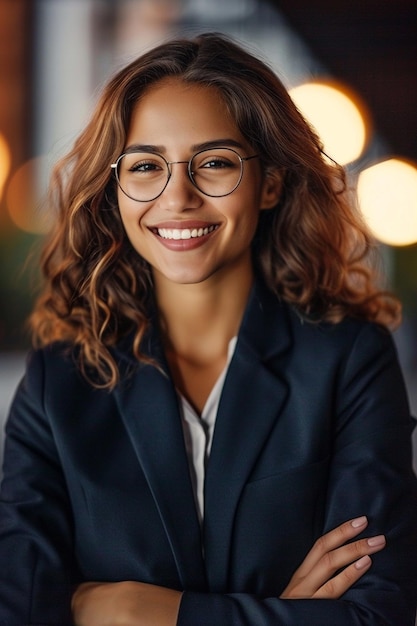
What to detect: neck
<box><xmin>154</xmin><ymin>263</ymin><xmax>254</xmax><ymax>362</ymax></box>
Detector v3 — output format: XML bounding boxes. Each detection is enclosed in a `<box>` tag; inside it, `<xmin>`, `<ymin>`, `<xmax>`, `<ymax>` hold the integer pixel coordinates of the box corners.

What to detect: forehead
<box><xmin>125</xmin><ymin>78</ymin><xmax>247</xmax><ymax>151</ymax></box>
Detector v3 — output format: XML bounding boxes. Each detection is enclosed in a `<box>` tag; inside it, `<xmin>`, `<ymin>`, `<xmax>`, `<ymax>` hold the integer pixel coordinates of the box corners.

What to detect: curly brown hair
<box><xmin>30</xmin><ymin>32</ymin><xmax>400</xmax><ymax>388</ymax></box>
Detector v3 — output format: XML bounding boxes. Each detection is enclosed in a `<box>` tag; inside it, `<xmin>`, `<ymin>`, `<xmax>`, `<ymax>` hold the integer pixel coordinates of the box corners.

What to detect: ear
<box><xmin>260</xmin><ymin>169</ymin><xmax>283</xmax><ymax>210</ymax></box>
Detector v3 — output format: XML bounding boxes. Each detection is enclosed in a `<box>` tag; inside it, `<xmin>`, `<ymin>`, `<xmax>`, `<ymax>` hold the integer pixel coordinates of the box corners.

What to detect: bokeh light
<box><xmin>6</xmin><ymin>155</ymin><xmax>52</xmax><ymax>234</ymax></box>
<box><xmin>0</xmin><ymin>133</ymin><xmax>11</xmax><ymax>203</ymax></box>
<box><xmin>289</xmin><ymin>81</ymin><xmax>369</xmax><ymax>165</ymax></box>
<box><xmin>357</xmin><ymin>158</ymin><xmax>417</xmax><ymax>246</ymax></box>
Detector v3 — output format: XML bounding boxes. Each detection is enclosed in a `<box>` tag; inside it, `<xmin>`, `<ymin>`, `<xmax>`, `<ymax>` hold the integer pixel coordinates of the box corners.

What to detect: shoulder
<box><xmin>253</xmin><ymin>277</ymin><xmax>395</xmax><ymax>354</ymax></box>
<box><xmin>249</xmin><ymin>279</ymin><xmax>398</xmax><ymax>371</ymax></box>
<box><xmin>285</xmin><ymin>303</ymin><xmax>396</xmax><ymax>361</ymax></box>
<box><xmin>16</xmin><ymin>343</ymin><xmax>96</xmax><ymax>416</ymax></box>
<box><xmin>9</xmin><ymin>343</ymin><xmax>121</xmax><ymax>439</ymax></box>
<box><xmin>288</xmin><ymin>306</ymin><xmax>409</xmax><ymax>415</ymax></box>
<box><xmin>289</xmin><ymin>306</ymin><xmax>404</xmax><ymax>398</ymax></box>
<box><xmin>280</xmin><ymin>304</ymin><xmax>412</xmax><ymax>439</ymax></box>
<box><xmin>24</xmin><ymin>342</ymin><xmax>80</xmax><ymax>384</ymax></box>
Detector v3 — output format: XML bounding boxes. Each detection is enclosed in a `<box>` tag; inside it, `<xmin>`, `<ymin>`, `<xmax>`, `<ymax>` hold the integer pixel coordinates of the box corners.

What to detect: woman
<box><xmin>0</xmin><ymin>32</ymin><xmax>416</xmax><ymax>625</ymax></box>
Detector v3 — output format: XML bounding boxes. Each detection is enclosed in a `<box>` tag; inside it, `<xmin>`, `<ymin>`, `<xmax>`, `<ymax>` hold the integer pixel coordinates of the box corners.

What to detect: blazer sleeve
<box><xmin>0</xmin><ymin>350</ymin><xmax>79</xmax><ymax>626</ymax></box>
<box><xmin>177</xmin><ymin>324</ymin><xmax>417</xmax><ymax>626</ymax></box>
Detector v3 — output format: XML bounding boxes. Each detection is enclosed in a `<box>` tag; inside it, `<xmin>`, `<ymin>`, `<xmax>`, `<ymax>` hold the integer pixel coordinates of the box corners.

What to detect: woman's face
<box><xmin>117</xmin><ymin>78</ymin><xmax>280</xmax><ymax>288</ymax></box>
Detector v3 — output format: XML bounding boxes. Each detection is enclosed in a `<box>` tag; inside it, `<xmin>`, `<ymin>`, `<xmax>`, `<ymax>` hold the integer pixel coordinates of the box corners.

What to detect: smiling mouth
<box><xmin>154</xmin><ymin>225</ymin><xmax>219</xmax><ymax>240</ymax></box>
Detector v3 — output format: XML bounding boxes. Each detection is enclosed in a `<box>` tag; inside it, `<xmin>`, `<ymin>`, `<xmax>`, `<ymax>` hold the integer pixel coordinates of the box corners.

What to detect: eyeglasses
<box><xmin>110</xmin><ymin>147</ymin><xmax>259</xmax><ymax>202</ymax></box>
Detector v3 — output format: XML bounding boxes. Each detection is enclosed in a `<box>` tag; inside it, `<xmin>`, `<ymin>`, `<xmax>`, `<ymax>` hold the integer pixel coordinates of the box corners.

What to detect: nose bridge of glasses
<box><xmin>165</xmin><ymin>158</ymin><xmax>193</xmax><ymax>178</ymax></box>
<box><xmin>166</xmin><ymin>159</ymin><xmax>190</xmax><ymax>166</ymax></box>
<box><xmin>164</xmin><ymin>159</ymin><xmax>195</xmax><ymax>191</ymax></box>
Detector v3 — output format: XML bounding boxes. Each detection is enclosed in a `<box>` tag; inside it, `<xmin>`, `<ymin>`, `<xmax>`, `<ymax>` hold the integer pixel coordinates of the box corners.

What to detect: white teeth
<box><xmin>157</xmin><ymin>225</ymin><xmax>217</xmax><ymax>240</ymax></box>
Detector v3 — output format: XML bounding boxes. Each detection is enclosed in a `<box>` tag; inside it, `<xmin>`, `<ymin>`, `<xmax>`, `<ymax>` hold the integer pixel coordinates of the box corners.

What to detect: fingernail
<box><xmin>351</xmin><ymin>516</ymin><xmax>368</xmax><ymax>528</ymax></box>
<box><xmin>355</xmin><ymin>555</ymin><xmax>371</xmax><ymax>570</ymax></box>
<box><xmin>367</xmin><ymin>534</ymin><xmax>386</xmax><ymax>547</ymax></box>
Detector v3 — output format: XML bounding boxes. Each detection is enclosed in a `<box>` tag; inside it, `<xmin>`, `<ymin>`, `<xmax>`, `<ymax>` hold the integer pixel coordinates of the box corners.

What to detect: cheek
<box><xmin>227</xmin><ymin>193</ymin><xmax>262</xmax><ymax>233</ymax></box>
<box><xmin>118</xmin><ymin>196</ymin><xmax>145</xmax><ymax>234</ymax></box>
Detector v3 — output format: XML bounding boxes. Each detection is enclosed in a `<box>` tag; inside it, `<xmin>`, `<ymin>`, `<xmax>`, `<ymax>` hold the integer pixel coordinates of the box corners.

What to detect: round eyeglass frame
<box><xmin>110</xmin><ymin>147</ymin><xmax>259</xmax><ymax>202</ymax></box>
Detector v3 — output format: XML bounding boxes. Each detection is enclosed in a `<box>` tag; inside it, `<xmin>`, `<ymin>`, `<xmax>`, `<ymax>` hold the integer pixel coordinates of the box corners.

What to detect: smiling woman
<box><xmin>114</xmin><ymin>78</ymin><xmax>276</xmax><ymax>292</ymax></box>
<box><xmin>0</xmin><ymin>32</ymin><xmax>416</xmax><ymax>626</ymax></box>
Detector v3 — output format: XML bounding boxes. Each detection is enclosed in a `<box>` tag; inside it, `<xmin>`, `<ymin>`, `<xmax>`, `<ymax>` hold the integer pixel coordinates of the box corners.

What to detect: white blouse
<box><xmin>179</xmin><ymin>337</ymin><xmax>238</xmax><ymax>524</ymax></box>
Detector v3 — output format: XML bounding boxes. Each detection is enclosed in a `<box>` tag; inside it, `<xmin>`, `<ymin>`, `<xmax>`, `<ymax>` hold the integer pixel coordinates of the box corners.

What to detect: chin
<box><xmin>155</xmin><ymin>265</ymin><xmax>218</xmax><ymax>286</ymax></box>
<box><xmin>166</xmin><ymin>273</ymin><xmax>210</xmax><ymax>285</ymax></box>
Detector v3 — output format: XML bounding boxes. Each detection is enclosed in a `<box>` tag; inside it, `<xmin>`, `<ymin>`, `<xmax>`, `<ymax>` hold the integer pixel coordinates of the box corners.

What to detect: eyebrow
<box><xmin>123</xmin><ymin>139</ymin><xmax>246</xmax><ymax>154</ymax></box>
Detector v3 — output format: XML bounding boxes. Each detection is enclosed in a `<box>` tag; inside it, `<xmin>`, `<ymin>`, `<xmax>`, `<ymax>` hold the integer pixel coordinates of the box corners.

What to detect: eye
<box><xmin>198</xmin><ymin>157</ymin><xmax>236</xmax><ymax>172</ymax></box>
<box><xmin>193</xmin><ymin>148</ymin><xmax>241</xmax><ymax>172</ymax></box>
<box><xmin>128</xmin><ymin>160</ymin><xmax>163</xmax><ymax>174</ymax></box>
<box><xmin>120</xmin><ymin>152</ymin><xmax>167</xmax><ymax>176</ymax></box>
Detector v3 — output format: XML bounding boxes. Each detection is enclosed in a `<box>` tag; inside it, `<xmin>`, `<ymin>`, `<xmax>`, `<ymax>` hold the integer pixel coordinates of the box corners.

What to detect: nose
<box><xmin>158</xmin><ymin>161</ymin><xmax>201</xmax><ymax>211</ymax></box>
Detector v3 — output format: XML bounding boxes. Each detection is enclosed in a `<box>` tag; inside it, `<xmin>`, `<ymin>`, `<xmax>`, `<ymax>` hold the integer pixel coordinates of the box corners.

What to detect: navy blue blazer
<box><xmin>1</xmin><ymin>281</ymin><xmax>417</xmax><ymax>625</ymax></box>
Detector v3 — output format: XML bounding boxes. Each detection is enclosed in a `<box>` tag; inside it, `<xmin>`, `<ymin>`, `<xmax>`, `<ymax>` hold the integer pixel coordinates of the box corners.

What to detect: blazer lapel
<box><xmin>203</xmin><ymin>281</ymin><xmax>292</xmax><ymax>591</ymax></box>
<box><xmin>114</xmin><ymin>330</ymin><xmax>207</xmax><ymax>590</ymax></box>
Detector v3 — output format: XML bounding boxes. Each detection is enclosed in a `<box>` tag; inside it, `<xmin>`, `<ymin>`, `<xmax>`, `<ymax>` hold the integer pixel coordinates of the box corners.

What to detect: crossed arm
<box><xmin>72</xmin><ymin>515</ymin><xmax>386</xmax><ymax>626</ymax></box>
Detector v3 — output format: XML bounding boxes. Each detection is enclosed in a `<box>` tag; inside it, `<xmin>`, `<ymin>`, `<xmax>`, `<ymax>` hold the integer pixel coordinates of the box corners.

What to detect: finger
<box><xmin>281</xmin><ymin>552</ymin><xmax>374</xmax><ymax>600</ymax></box>
<box><xmin>299</xmin><ymin>534</ymin><xmax>386</xmax><ymax>593</ymax></box>
<box><xmin>294</xmin><ymin>516</ymin><xmax>369</xmax><ymax>576</ymax></box>
<box><xmin>313</xmin><ymin>555</ymin><xmax>372</xmax><ymax>600</ymax></box>
<box><xmin>322</xmin><ymin>534</ymin><xmax>386</xmax><ymax>575</ymax></box>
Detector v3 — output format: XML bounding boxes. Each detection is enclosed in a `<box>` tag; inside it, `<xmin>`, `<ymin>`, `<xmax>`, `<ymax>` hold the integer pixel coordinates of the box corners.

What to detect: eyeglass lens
<box><xmin>115</xmin><ymin>148</ymin><xmax>244</xmax><ymax>201</ymax></box>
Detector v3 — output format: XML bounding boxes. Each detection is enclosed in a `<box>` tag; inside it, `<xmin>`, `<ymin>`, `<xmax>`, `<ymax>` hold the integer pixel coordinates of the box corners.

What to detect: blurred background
<box><xmin>0</xmin><ymin>0</ymin><xmax>416</xmax><ymax>467</ymax></box>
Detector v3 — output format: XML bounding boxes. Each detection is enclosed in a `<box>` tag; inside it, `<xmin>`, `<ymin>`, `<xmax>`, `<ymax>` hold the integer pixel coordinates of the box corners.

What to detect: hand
<box><xmin>72</xmin><ymin>580</ymin><xmax>182</xmax><ymax>626</ymax></box>
<box><xmin>280</xmin><ymin>516</ymin><xmax>386</xmax><ymax>599</ymax></box>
